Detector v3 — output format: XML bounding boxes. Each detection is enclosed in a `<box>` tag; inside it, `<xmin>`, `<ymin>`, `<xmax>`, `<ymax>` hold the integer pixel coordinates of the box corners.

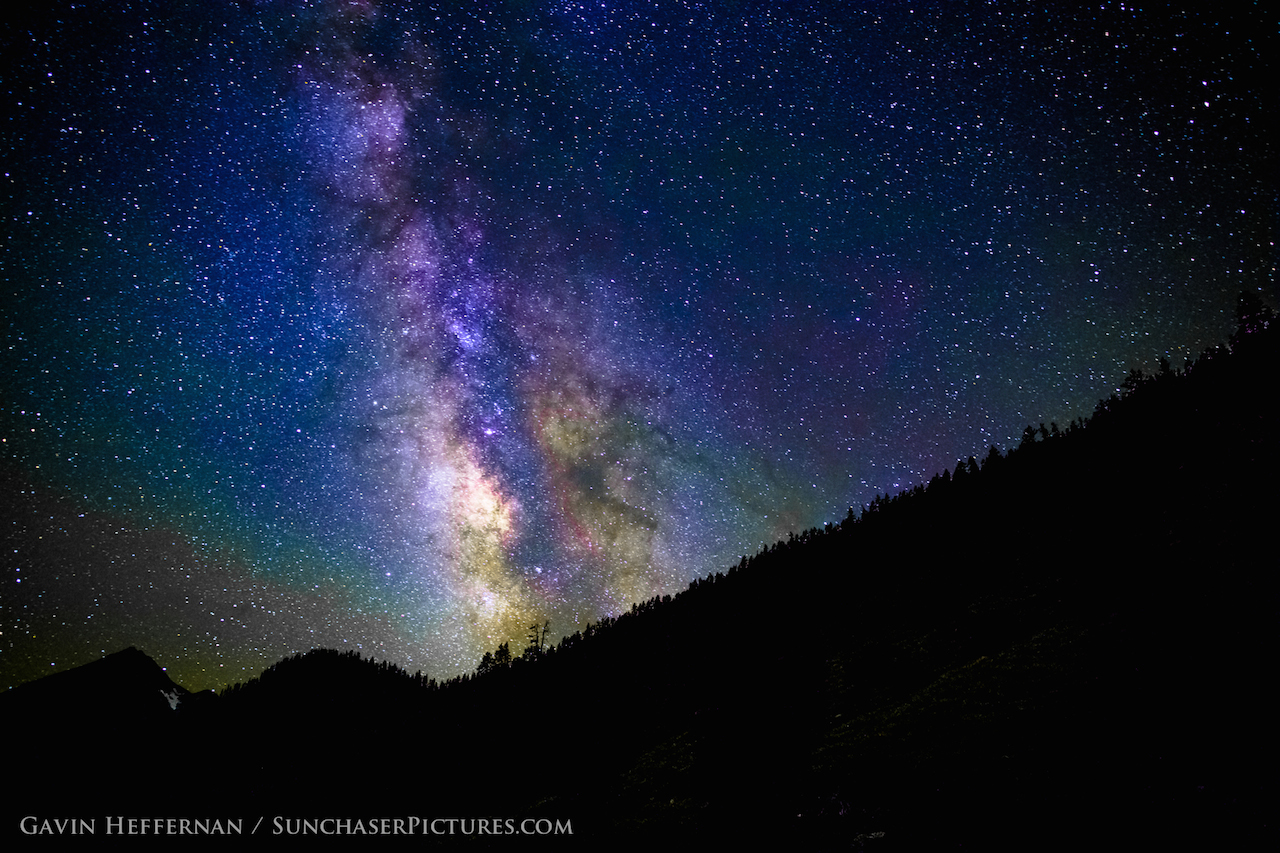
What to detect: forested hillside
<box><xmin>6</xmin><ymin>305</ymin><xmax>1275</xmax><ymax>849</ymax></box>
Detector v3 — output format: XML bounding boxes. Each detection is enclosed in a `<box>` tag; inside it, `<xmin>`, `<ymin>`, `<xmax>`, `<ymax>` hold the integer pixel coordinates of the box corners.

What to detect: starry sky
<box><xmin>2</xmin><ymin>1</ymin><xmax>1272</xmax><ymax>691</ymax></box>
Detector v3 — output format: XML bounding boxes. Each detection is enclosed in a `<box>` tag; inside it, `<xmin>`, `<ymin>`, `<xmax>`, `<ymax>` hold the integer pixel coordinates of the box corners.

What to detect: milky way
<box><xmin>2</xmin><ymin>1</ymin><xmax>1271</xmax><ymax>690</ymax></box>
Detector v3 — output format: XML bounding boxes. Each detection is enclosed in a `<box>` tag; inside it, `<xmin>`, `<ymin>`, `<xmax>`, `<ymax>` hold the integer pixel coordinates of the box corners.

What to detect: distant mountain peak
<box><xmin>0</xmin><ymin>646</ymin><xmax>192</xmax><ymax>723</ymax></box>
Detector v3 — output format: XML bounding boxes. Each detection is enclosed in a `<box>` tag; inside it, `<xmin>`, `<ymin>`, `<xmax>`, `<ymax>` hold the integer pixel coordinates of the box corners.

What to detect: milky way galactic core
<box><xmin>2</xmin><ymin>1</ymin><xmax>1271</xmax><ymax>690</ymax></box>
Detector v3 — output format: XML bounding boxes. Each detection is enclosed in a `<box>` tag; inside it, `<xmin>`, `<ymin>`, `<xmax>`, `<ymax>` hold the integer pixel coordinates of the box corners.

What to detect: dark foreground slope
<box><xmin>3</xmin><ymin>322</ymin><xmax>1275</xmax><ymax>849</ymax></box>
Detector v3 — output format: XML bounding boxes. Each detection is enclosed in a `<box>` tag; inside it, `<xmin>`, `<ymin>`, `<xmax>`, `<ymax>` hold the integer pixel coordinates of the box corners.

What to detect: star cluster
<box><xmin>2</xmin><ymin>1</ymin><xmax>1271</xmax><ymax>690</ymax></box>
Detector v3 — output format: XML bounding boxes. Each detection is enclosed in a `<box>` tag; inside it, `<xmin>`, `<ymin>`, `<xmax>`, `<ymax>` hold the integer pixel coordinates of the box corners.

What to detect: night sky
<box><xmin>2</xmin><ymin>1</ymin><xmax>1271</xmax><ymax>692</ymax></box>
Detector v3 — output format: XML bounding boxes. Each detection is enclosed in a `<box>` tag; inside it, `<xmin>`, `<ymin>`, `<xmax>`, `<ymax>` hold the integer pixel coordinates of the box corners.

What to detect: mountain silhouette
<box><xmin>3</xmin><ymin>646</ymin><xmax>192</xmax><ymax>718</ymax></box>
<box><xmin>3</xmin><ymin>315</ymin><xmax>1275</xmax><ymax>848</ymax></box>
<box><xmin>0</xmin><ymin>646</ymin><xmax>219</xmax><ymax>816</ymax></box>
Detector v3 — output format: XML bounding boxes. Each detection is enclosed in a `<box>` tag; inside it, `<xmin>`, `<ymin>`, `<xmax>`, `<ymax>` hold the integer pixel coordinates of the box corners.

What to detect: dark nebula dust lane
<box><xmin>1</xmin><ymin>1</ymin><xmax>1271</xmax><ymax>690</ymax></box>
